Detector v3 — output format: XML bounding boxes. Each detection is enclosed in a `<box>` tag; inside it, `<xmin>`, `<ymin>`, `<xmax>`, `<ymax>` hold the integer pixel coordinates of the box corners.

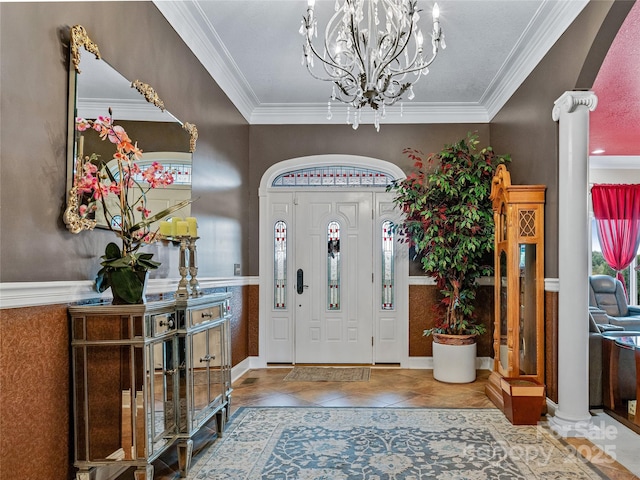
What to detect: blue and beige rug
<box><xmin>188</xmin><ymin>407</ymin><xmax>607</xmax><ymax>479</ymax></box>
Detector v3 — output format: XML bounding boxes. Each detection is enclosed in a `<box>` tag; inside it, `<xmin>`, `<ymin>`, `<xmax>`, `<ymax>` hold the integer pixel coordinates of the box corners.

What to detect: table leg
<box><xmin>133</xmin><ymin>465</ymin><xmax>153</xmax><ymax>480</ymax></box>
<box><xmin>602</xmin><ymin>337</ymin><xmax>620</xmax><ymax>410</ymax></box>
<box><xmin>178</xmin><ymin>439</ymin><xmax>193</xmax><ymax>477</ymax></box>
<box><xmin>635</xmin><ymin>348</ymin><xmax>640</xmax><ymax>427</ymax></box>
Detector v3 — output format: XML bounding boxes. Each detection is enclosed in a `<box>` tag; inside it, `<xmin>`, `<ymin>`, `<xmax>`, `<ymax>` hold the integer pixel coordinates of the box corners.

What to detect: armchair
<box><xmin>588</xmin><ymin>275</ymin><xmax>640</xmax><ymax>330</ymax></box>
<box><xmin>588</xmin><ymin>310</ymin><xmax>637</xmax><ymax>407</ymax></box>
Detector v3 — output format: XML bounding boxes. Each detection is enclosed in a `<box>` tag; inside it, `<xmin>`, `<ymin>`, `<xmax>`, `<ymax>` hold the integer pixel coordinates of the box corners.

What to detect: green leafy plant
<box><xmin>389</xmin><ymin>133</ymin><xmax>510</xmax><ymax>336</ymax></box>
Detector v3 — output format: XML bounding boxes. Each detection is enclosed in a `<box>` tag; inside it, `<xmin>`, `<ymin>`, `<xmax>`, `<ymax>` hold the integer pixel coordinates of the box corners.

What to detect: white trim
<box><xmin>544</xmin><ymin>277</ymin><xmax>560</xmax><ymax>292</ymax></box>
<box><xmin>259</xmin><ymin>155</ymin><xmax>406</xmax><ymax>196</ymax></box>
<box><xmin>408</xmin><ymin>276</ymin><xmax>494</xmax><ymax>286</ymax></box>
<box><xmin>153</xmin><ymin>0</ymin><xmax>258</xmax><ymax>122</ymax></box>
<box><xmin>154</xmin><ymin>1</ymin><xmax>586</xmax><ymax>126</ymax></box>
<box><xmin>231</xmin><ymin>357</ymin><xmax>252</xmax><ymax>385</ymax></box>
<box><xmin>250</xmin><ymin>103</ymin><xmax>491</xmax><ymax>125</ymax></box>
<box><xmin>484</xmin><ymin>0</ymin><xmax>588</xmax><ymax>119</ymax></box>
<box><xmin>403</xmin><ymin>356</ymin><xmax>493</xmax><ymax>370</ymax></box>
<box><xmin>589</xmin><ymin>155</ymin><xmax>640</xmax><ymax>169</ymax></box>
<box><xmin>0</xmin><ymin>276</ymin><xmax>258</xmax><ymax>310</ymax></box>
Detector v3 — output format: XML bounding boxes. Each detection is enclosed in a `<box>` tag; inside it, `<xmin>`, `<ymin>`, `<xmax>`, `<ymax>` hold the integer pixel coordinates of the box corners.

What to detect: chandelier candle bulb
<box><xmin>186</xmin><ymin>217</ymin><xmax>198</xmax><ymax>237</ymax></box>
<box><xmin>301</xmin><ymin>0</ymin><xmax>445</xmax><ymax>129</ymax></box>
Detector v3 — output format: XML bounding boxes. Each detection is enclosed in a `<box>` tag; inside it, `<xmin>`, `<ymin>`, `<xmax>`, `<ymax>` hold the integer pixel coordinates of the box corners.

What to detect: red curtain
<box><xmin>591</xmin><ymin>184</ymin><xmax>640</xmax><ymax>296</ymax></box>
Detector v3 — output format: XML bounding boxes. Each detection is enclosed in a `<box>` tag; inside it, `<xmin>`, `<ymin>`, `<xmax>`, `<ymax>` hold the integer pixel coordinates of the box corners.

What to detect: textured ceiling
<box><xmin>590</xmin><ymin>0</ymin><xmax>640</xmax><ymax>158</ymax></box>
<box><xmin>149</xmin><ymin>1</ymin><xmax>639</xmax><ymax>158</ymax></box>
<box><xmin>155</xmin><ymin>0</ymin><xmax>588</xmax><ymax>125</ymax></box>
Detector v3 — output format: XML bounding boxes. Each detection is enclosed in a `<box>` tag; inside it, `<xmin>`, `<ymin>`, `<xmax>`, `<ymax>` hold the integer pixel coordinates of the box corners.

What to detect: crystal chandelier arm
<box><xmin>372</xmin><ymin>0</ymin><xmax>413</xmax><ymax>76</ymax></box>
<box><xmin>300</xmin><ymin>0</ymin><xmax>446</xmax><ymax>122</ymax></box>
<box><xmin>302</xmin><ymin>7</ymin><xmax>359</xmax><ymax>88</ymax></box>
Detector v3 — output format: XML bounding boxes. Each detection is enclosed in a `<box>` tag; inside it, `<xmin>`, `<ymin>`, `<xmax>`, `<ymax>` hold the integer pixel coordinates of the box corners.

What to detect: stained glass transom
<box><xmin>273</xmin><ymin>167</ymin><xmax>394</xmax><ymax>187</ymax></box>
<box><xmin>382</xmin><ymin>221</ymin><xmax>395</xmax><ymax>310</ymax></box>
<box><xmin>112</xmin><ymin>162</ymin><xmax>191</xmax><ymax>185</ymax></box>
<box><xmin>274</xmin><ymin>221</ymin><xmax>287</xmax><ymax>309</ymax></box>
<box><xmin>327</xmin><ymin>221</ymin><xmax>341</xmax><ymax>310</ymax></box>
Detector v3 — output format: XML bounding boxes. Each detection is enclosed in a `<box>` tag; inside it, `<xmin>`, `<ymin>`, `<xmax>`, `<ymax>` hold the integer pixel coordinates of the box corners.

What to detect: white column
<box><xmin>548</xmin><ymin>91</ymin><xmax>598</xmax><ymax>437</ymax></box>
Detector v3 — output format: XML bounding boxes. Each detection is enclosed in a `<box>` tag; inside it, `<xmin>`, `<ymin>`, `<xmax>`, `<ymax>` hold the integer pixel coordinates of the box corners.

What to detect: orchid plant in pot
<box><xmin>75</xmin><ymin>109</ymin><xmax>190</xmax><ymax>304</ymax></box>
<box><xmin>389</xmin><ymin>133</ymin><xmax>509</xmax><ymax>382</ymax></box>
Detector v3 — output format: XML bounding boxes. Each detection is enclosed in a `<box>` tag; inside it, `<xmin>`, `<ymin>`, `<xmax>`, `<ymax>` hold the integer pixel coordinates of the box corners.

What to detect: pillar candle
<box><xmin>176</xmin><ymin>221</ymin><xmax>189</xmax><ymax>236</ymax></box>
<box><xmin>159</xmin><ymin>221</ymin><xmax>172</xmax><ymax>236</ymax></box>
<box><xmin>171</xmin><ymin>217</ymin><xmax>182</xmax><ymax>237</ymax></box>
<box><xmin>186</xmin><ymin>217</ymin><xmax>198</xmax><ymax>237</ymax></box>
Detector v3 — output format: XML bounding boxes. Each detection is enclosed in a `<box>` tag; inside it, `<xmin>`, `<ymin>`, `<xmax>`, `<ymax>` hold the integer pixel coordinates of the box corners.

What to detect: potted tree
<box><xmin>389</xmin><ymin>133</ymin><xmax>509</xmax><ymax>382</ymax></box>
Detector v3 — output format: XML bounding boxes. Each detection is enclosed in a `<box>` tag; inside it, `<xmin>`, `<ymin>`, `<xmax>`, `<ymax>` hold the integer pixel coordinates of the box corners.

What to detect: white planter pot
<box><xmin>433</xmin><ymin>339</ymin><xmax>477</xmax><ymax>383</ymax></box>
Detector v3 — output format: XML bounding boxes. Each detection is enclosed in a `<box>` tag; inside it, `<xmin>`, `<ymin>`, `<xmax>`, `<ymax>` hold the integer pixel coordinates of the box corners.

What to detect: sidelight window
<box><xmin>327</xmin><ymin>221</ymin><xmax>341</xmax><ymax>310</ymax></box>
<box><xmin>274</xmin><ymin>221</ymin><xmax>287</xmax><ymax>309</ymax></box>
<box><xmin>382</xmin><ymin>221</ymin><xmax>395</xmax><ymax>309</ymax></box>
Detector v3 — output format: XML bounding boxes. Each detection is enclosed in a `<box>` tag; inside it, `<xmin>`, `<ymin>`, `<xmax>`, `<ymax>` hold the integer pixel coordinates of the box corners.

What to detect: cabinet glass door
<box><xmin>146</xmin><ymin>338</ymin><xmax>176</xmax><ymax>457</ymax></box>
<box><xmin>189</xmin><ymin>325</ymin><xmax>225</xmax><ymax>429</ymax></box>
<box><xmin>207</xmin><ymin>324</ymin><xmax>224</xmax><ymax>413</ymax></box>
<box><xmin>519</xmin><ymin>244</ymin><xmax>538</xmax><ymax>375</ymax></box>
<box><xmin>190</xmin><ymin>329</ymin><xmax>209</xmax><ymax>427</ymax></box>
<box><xmin>499</xmin><ymin>250</ymin><xmax>509</xmax><ymax>373</ymax></box>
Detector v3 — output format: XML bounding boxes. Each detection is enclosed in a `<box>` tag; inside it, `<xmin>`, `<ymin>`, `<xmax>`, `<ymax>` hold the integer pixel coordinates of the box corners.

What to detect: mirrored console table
<box><xmin>69</xmin><ymin>293</ymin><xmax>231</xmax><ymax>480</ymax></box>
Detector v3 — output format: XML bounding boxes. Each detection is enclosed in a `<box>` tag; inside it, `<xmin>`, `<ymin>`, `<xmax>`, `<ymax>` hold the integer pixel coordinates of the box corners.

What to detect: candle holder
<box><xmin>188</xmin><ymin>236</ymin><xmax>202</xmax><ymax>297</ymax></box>
<box><xmin>176</xmin><ymin>236</ymin><xmax>190</xmax><ymax>299</ymax></box>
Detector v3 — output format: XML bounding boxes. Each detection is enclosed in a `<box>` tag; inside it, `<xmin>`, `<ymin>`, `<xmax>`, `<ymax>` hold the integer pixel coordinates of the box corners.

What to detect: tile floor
<box><xmin>155</xmin><ymin>367</ymin><xmax>640</xmax><ymax>479</ymax></box>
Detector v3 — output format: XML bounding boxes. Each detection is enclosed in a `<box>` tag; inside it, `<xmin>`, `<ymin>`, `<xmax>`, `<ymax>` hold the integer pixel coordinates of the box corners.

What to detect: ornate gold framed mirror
<box><xmin>64</xmin><ymin>25</ymin><xmax>198</xmax><ymax>233</ymax></box>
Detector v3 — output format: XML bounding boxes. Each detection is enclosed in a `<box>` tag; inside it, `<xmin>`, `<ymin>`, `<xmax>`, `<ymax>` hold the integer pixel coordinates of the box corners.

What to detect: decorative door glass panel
<box><xmin>327</xmin><ymin>221</ymin><xmax>341</xmax><ymax>310</ymax></box>
<box><xmin>274</xmin><ymin>221</ymin><xmax>287</xmax><ymax>309</ymax></box>
<box><xmin>382</xmin><ymin>220</ymin><xmax>394</xmax><ymax>309</ymax></box>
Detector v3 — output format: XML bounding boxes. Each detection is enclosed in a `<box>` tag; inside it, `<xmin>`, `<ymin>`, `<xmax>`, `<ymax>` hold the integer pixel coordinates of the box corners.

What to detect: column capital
<box><xmin>552</xmin><ymin>91</ymin><xmax>598</xmax><ymax>121</ymax></box>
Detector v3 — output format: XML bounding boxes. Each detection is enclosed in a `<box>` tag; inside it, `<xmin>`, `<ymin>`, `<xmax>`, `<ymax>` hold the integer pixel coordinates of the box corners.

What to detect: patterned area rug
<box><xmin>188</xmin><ymin>407</ymin><xmax>607</xmax><ymax>479</ymax></box>
<box><xmin>284</xmin><ymin>366</ymin><xmax>371</xmax><ymax>382</ymax></box>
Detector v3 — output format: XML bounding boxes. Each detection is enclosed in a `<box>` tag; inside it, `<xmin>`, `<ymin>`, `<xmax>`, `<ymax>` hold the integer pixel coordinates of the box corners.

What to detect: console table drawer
<box><xmin>151</xmin><ymin>312</ymin><xmax>176</xmax><ymax>337</ymax></box>
<box><xmin>190</xmin><ymin>304</ymin><xmax>223</xmax><ymax>327</ymax></box>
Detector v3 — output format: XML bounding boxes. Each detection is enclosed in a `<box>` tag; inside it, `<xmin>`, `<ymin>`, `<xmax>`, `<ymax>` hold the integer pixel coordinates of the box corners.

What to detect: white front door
<box><xmin>294</xmin><ymin>191</ymin><xmax>373</xmax><ymax>364</ymax></box>
<box><xmin>259</xmin><ymin>157</ymin><xmax>408</xmax><ymax>367</ymax></box>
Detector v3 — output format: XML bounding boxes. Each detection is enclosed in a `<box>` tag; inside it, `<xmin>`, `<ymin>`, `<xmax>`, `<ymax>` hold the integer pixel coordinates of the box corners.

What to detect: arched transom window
<box><xmin>272</xmin><ymin>166</ymin><xmax>394</xmax><ymax>187</ymax></box>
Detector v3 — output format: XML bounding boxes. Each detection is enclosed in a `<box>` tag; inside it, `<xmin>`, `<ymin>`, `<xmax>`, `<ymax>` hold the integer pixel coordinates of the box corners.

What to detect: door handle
<box><xmin>297</xmin><ymin>268</ymin><xmax>308</xmax><ymax>294</ymax></box>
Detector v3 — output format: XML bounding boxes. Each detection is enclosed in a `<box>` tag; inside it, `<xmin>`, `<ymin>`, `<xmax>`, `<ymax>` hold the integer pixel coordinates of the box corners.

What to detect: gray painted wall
<box><xmin>0</xmin><ymin>2</ymin><xmax>250</xmax><ymax>282</ymax></box>
<box><xmin>0</xmin><ymin>1</ymin><xmax>625</xmax><ymax>282</ymax></box>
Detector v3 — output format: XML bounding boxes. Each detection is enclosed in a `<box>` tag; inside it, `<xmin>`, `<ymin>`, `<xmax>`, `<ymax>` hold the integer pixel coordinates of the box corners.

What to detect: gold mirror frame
<box><xmin>64</xmin><ymin>25</ymin><xmax>198</xmax><ymax>234</ymax></box>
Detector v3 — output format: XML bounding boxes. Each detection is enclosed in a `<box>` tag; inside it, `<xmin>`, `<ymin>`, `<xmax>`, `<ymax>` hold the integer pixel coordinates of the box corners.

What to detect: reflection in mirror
<box><xmin>499</xmin><ymin>250</ymin><xmax>508</xmax><ymax>373</ymax></box>
<box><xmin>64</xmin><ymin>25</ymin><xmax>197</xmax><ymax>234</ymax></box>
<box><xmin>519</xmin><ymin>244</ymin><xmax>537</xmax><ymax>375</ymax></box>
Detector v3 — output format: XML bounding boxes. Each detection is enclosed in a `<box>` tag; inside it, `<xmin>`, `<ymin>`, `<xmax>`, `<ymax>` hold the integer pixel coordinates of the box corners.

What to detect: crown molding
<box><xmin>0</xmin><ymin>277</ymin><xmax>258</xmax><ymax>310</ymax></box>
<box><xmin>250</xmin><ymin>102</ymin><xmax>490</xmax><ymax>125</ymax></box>
<box><xmin>155</xmin><ymin>0</ymin><xmax>587</xmax><ymax>125</ymax></box>
<box><xmin>77</xmin><ymin>98</ymin><xmax>178</xmax><ymax>122</ymax></box>
<box><xmin>483</xmin><ymin>0</ymin><xmax>588</xmax><ymax>119</ymax></box>
<box><xmin>590</xmin><ymin>155</ymin><xmax>640</xmax><ymax>169</ymax></box>
<box><xmin>153</xmin><ymin>0</ymin><xmax>258</xmax><ymax>122</ymax></box>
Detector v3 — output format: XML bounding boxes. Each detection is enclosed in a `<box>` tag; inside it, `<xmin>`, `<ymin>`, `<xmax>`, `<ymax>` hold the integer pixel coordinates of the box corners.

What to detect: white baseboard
<box><xmin>232</xmin><ymin>356</ymin><xmax>493</xmax><ymax>379</ymax></box>
<box><xmin>404</xmin><ymin>356</ymin><xmax>493</xmax><ymax>370</ymax></box>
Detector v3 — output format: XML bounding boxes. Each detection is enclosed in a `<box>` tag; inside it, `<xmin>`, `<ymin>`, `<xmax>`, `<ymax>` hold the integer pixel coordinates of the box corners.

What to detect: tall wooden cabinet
<box><xmin>485</xmin><ymin>165</ymin><xmax>546</xmax><ymax>411</ymax></box>
<box><xmin>69</xmin><ymin>293</ymin><xmax>231</xmax><ymax>480</ymax></box>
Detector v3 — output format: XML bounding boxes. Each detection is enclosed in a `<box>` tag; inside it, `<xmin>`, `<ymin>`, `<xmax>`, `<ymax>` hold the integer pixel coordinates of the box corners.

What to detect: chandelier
<box><xmin>301</xmin><ymin>0</ymin><xmax>445</xmax><ymax>130</ymax></box>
